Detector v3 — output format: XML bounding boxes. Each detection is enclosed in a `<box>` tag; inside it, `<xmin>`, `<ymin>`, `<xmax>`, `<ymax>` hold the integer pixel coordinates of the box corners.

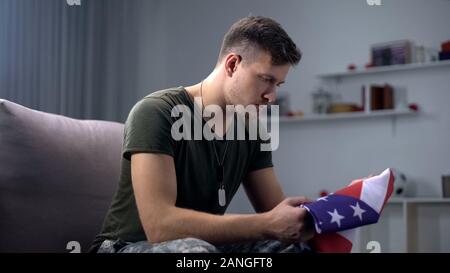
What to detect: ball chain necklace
<box><xmin>200</xmin><ymin>80</ymin><xmax>228</xmax><ymax>207</ymax></box>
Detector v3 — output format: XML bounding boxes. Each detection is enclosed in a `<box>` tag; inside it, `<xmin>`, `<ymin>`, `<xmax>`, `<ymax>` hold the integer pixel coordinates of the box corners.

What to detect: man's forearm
<box><xmin>145</xmin><ymin>206</ymin><xmax>271</xmax><ymax>245</ymax></box>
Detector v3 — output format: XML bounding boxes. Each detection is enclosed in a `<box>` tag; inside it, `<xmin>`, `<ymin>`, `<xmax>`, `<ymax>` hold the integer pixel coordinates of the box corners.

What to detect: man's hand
<box><xmin>264</xmin><ymin>196</ymin><xmax>313</xmax><ymax>243</ymax></box>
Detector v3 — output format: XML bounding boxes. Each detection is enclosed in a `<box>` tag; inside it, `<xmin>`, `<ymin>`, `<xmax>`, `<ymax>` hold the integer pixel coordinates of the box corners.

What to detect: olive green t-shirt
<box><xmin>90</xmin><ymin>87</ymin><xmax>273</xmax><ymax>251</ymax></box>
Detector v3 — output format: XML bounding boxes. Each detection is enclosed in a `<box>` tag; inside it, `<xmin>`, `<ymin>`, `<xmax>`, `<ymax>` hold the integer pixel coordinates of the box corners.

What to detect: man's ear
<box><xmin>224</xmin><ymin>54</ymin><xmax>241</xmax><ymax>77</ymax></box>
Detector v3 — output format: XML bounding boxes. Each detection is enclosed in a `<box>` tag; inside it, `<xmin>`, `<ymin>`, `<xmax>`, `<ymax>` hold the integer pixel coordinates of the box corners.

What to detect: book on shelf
<box><xmin>371</xmin><ymin>40</ymin><xmax>412</xmax><ymax>66</ymax></box>
<box><xmin>361</xmin><ymin>84</ymin><xmax>398</xmax><ymax>111</ymax></box>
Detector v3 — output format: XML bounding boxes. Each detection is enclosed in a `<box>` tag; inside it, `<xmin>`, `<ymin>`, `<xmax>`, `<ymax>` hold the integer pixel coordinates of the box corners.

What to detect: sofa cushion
<box><xmin>0</xmin><ymin>99</ymin><xmax>124</xmax><ymax>252</ymax></box>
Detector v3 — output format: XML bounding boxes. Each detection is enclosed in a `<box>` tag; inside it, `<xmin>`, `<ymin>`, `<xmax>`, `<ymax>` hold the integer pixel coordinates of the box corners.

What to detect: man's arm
<box><xmin>243</xmin><ymin>167</ymin><xmax>285</xmax><ymax>213</ymax></box>
<box><xmin>131</xmin><ymin>153</ymin><xmax>308</xmax><ymax>245</ymax></box>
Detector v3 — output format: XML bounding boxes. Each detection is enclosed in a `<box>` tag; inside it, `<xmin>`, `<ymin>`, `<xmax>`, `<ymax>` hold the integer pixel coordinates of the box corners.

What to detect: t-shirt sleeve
<box><xmin>247</xmin><ymin>139</ymin><xmax>274</xmax><ymax>173</ymax></box>
<box><xmin>123</xmin><ymin>97</ymin><xmax>176</xmax><ymax>160</ymax></box>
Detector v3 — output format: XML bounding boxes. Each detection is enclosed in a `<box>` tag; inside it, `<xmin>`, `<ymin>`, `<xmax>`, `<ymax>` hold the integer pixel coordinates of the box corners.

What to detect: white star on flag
<box><xmin>350</xmin><ymin>202</ymin><xmax>366</xmax><ymax>221</ymax></box>
<box><xmin>317</xmin><ymin>196</ymin><xmax>328</xmax><ymax>202</ymax></box>
<box><xmin>328</xmin><ymin>209</ymin><xmax>345</xmax><ymax>227</ymax></box>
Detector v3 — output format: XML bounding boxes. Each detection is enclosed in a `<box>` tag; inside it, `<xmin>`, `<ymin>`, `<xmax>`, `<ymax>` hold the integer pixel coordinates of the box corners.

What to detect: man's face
<box><xmin>225</xmin><ymin>51</ymin><xmax>290</xmax><ymax>108</ymax></box>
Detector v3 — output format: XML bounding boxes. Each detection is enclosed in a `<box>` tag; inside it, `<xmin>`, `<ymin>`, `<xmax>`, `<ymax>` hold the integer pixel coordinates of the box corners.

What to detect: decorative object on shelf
<box><xmin>311</xmin><ymin>87</ymin><xmax>332</xmax><ymax>114</ymax></box>
<box><xmin>408</xmin><ymin>103</ymin><xmax>419</xmax><ymax>111</ymax></box>
<box><xmin>442</xmin><ymin>40</ymin><xmax>450</xmax><ymax>52</ymax></box>
<box><xmin>361</xmin><ymin>83</ymin><xmax>396</xmax><ymax>112</ymax></box>
<box><xmin>439</xmin><ymin>51</ymin><xmax>450</xmax><ymax>61</ymax></box>
<box><xmin>286</xmin><ymin>110</ymin><xmax>304</xmax><ymax>117</ymax></box>
<box><xmin>439</xmin><ymin>40</ymin><xmax>450</xmax><ymax>61</ymax></box>
<box><xmin>361</xmin><ymin>84</ymin><xmax>412</xmax><ymax>113</ymax></box>
<box><xmin>365</xmin><ymin>62</ymin><xmax>374</xmax><ymax>69</ymax></box>
<box><xmin>414</xmin><ymin>45</ymin><xmax>439</xmax><ymax>63</ymax></box>
<box><xmin>415</xmin><ymin>45</ymin><xmax>426</xmax><ymax>63</ymax></box>
<box><xmin>328</xmin><ymin>103</ymin><xmax>361</xmax><ymax>113</ymax></box>
<box><xmin>370</xmin><ymin>84</ymin><xmax>394</xmax><ymax>110</ymax></box>
<box><xmin>442</xmin><ymin>172</ymin><xmax>450</xmax><ymax>198</ymax></box>
<box><xmin>319</xmin><ymin>190</ymin><xmax>329</xmax><ymax>197</ymax></box>
<box><xmin>371</xmin><ymin>40</ymin><xmax>413</xmax><ymax>67</ymax></box>
<box><xmin>392</xmin><ymin>168</ymin><xmax>411</xmax><ymax>197</ymax></box>
<box><xmin>424</xmin><ymin>47</ymin><xmax>439</xmax><ymax>62</ymax></box>
<box><xmin>347</xmin><ymin>64</ymin><xmax>357</xmax><ymax>71</ymax></box>
<box><xmin>394</xmin><ymin>86</ymin><xmax>408</xmax><ymax>110</ymax></box>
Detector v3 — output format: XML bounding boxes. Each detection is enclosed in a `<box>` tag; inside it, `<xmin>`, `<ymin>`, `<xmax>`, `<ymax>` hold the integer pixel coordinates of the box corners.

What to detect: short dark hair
<box><xmin>218</xmin><ymin>16</ymin><xmax>301</xmax><ymax>66</ymax></box>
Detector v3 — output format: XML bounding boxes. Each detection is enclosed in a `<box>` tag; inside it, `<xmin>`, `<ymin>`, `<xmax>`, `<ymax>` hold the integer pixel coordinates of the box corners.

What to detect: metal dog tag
<box><xmin>218</xmin><ymin>188</ymin><xmax>226</xmax><ymax>207</ymax></box>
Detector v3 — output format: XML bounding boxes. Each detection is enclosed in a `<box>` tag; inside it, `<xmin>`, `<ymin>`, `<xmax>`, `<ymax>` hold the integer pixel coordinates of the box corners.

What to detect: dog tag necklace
<box><xmin>212</xmin><ymin>140</ymin><xmax>228</xmax><ymax>207</ymax></box>
<box><xmin>200</xmin><ymin>81</ymin><xmax>228</xmax><ymax>207</ymax></box>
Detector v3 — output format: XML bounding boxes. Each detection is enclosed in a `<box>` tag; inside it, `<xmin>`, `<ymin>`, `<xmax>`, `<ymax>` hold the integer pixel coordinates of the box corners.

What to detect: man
<box><xmin>91</xmin><ymin>16</ymin><xmax>314</xmax><ymax>253</ymax></box>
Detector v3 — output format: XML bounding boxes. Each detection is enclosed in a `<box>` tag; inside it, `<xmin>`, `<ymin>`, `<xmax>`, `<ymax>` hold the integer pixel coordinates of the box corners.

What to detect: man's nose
<box><xmin>263</xmin><ymin>87</ymin><xmax>277</xmax><ymax>103</ymax></box>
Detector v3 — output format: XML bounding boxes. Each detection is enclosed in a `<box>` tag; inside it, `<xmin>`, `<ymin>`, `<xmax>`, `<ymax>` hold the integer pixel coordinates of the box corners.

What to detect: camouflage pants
<box><xmin>97</xmin><ymin>237</ymin><xmax>313</xmax><ymax>253</ymax></box>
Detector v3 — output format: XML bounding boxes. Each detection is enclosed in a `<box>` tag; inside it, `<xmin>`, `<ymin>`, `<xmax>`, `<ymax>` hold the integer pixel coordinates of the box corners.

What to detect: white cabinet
<box><xmin>355</xmin><ymin>198</ymin><xmax>450</xmax><ymax>253</ymax></box>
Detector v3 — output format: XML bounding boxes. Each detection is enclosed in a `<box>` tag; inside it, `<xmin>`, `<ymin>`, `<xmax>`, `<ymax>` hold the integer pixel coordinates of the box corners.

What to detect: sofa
<box><xmin>0</xmin><ymin>99</ymin><xmax>124</xmax><ymax>252</ymax></box>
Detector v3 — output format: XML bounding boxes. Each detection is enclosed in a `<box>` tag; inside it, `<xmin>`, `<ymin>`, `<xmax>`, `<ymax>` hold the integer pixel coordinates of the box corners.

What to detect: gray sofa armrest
<box><xmin>0</xmin><ymin>99</ymin><xmax>124</xmax><ymax>252</ymax></box>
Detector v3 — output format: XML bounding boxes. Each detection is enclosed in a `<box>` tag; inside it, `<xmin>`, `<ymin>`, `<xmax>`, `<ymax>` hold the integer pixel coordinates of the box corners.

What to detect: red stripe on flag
<box><xmin>311</xmin><ymin>233</ymin><xmax>353</xmax><ymax>253</ymax></box>
<box><xmin>334</xmin><ymin>180</ymin><xmax>363</xmax><ymax>199</ymax></box>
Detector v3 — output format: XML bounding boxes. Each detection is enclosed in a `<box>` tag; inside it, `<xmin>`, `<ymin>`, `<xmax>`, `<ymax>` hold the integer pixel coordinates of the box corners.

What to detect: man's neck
<box><xmin>185</xmin><ymin>74</ymin><xmax>233</xmax><ymax>138</ymax></box>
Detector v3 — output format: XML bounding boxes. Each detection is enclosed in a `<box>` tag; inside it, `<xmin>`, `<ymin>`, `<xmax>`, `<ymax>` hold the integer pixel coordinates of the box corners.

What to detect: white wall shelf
<box><xmin>278</xmin><ymin>109</ymin><xmax>417</xmax><ymax>123</ymax></box>
<box><xmin>318</xmin><ymin>60</ymin><xmax>450</xmax><ymax>79</ymax></box>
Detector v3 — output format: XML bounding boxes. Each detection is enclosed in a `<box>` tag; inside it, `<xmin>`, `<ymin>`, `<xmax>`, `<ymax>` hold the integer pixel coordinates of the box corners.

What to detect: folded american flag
<box><xmin>302</xmin><ymin>168</ymin><xmax>395</xmax><ymax>252</ymax></box>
